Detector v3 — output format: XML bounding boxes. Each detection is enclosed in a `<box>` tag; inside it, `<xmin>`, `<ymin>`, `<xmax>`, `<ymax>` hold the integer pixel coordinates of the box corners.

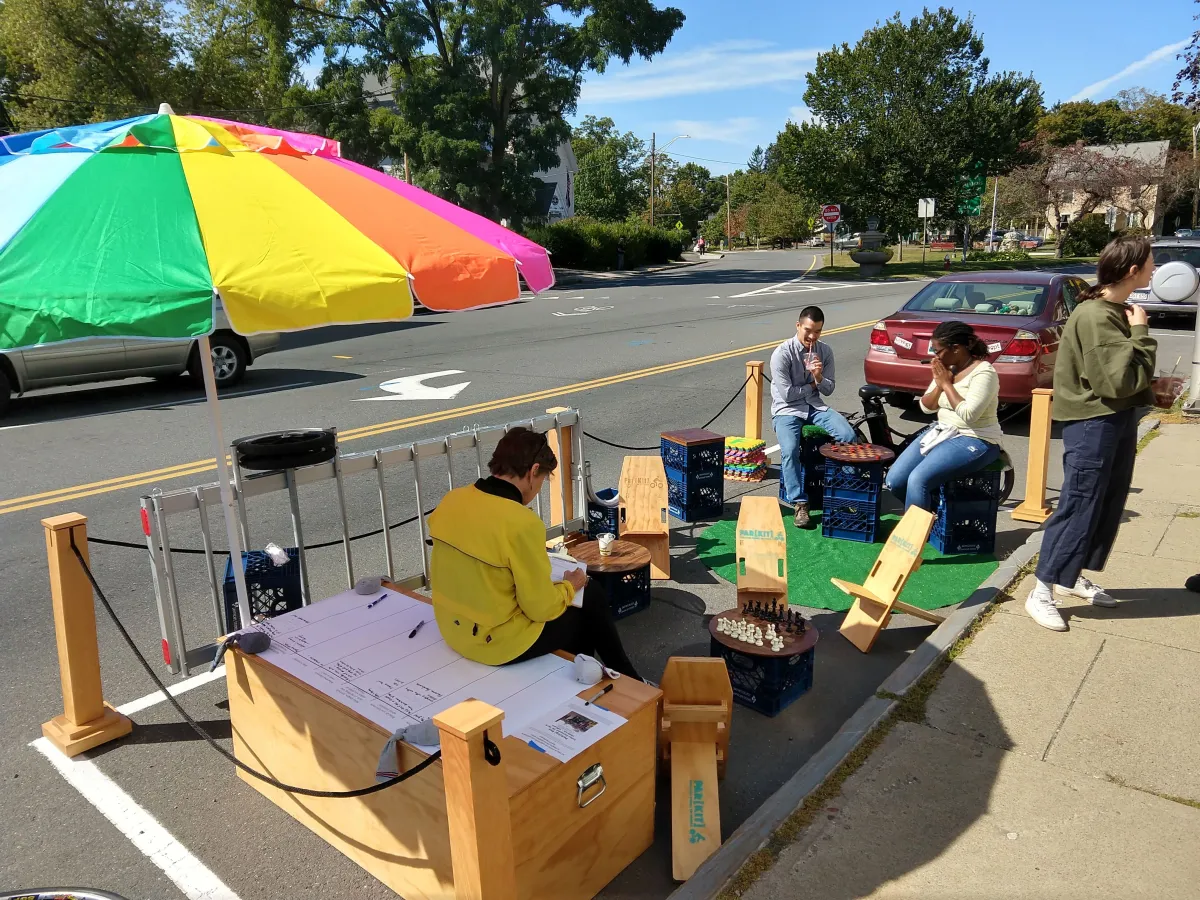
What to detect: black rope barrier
<box><xmin>69</xmin><ymin>533</ymin><xmax>442</xmax><ymax>797</ymax></box>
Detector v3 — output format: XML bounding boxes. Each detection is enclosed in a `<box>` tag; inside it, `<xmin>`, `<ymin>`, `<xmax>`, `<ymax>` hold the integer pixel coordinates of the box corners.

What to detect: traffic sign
<box><xmin>821</xmin><ymin>204</ymin><xmax>841</xmax><ymax>225</ymax></box>
<box><xmin>918</xmin><ymin>198</ymin><xmax>936</xmax><ymax>219</ymax></box>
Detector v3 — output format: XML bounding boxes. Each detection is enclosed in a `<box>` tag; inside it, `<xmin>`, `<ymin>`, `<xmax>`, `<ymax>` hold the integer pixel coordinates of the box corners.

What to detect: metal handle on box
<box><xmin>576</xmin><ymin>763</ymin><xmax>606</xmax><ymax>808</ymax></box>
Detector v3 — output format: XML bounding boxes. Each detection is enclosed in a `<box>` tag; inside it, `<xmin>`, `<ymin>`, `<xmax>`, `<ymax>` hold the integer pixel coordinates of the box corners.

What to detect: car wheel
<box><xmin>0</xmin><ymin>368</ymin><xmax>10</xmax><ymax>417</ymax></box>
<box><xmin>188</xmin><ymin>335</ymin><xmax>247</xmax><ymax>388</ymax></box>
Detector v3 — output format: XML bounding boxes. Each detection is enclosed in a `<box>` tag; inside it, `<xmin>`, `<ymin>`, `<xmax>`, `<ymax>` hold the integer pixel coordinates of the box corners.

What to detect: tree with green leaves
<box><xmin>571</xmin><ymin>115</ymin><xmax>646</xmax><ymax>221</ymax></box>
<box><xmin>768</xmin><ymin>8</ymin><xmax>1041</xmax><ymax>238</ymax></box>
<box><xmin>283</xmin><ymin>0</ymin><xmax>684</xmax><ymax>223</ymax></box>
<box><xmin>747</xmin><ymin>145</ymin><xmax>766</xmax><ymax>173</ymax></box>
<box><xmin>1038</xmin><ymin>90</ymin><xmax>1193</xmax><ymax>149</ymax></box>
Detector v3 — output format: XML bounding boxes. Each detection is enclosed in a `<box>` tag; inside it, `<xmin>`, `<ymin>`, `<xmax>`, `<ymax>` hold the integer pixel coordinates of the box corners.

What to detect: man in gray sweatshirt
<box><xmin>771</xmin><ymin>305</ymin><xmax>857</xmax><ymax>527</ymax></box>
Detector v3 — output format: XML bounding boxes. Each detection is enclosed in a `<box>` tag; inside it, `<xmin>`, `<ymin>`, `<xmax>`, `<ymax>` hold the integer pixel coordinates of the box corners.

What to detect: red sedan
<box><xmin>863</xmin><ymin>271</ymin><xmax>1092</xmax><ymax>405</ymax></box>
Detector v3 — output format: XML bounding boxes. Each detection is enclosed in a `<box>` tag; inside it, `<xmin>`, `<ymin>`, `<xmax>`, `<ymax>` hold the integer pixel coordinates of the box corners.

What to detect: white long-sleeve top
<box><xmin>918</xmin><ymin>361</ymin><xmax>1003</xmax><ymax>444</ymax></box>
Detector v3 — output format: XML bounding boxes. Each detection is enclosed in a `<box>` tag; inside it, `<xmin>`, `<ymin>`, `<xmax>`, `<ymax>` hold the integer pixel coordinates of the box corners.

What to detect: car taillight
<box><xmin>869</xmin><ymin>322</ymin><xmax>895</xmax><ymax>353</ymax></box>
<box><xmin>998</xmin><ymin>330</ymin><xmax>1040</xmax><ymax>362</ymax></box>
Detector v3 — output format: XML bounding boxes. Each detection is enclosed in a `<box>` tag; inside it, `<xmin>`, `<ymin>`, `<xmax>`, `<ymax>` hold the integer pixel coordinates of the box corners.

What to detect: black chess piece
<box><xmin>769</xmin><ymin>599</ymin><xmax>777</xmax><ymax>620</ymax></box>
<box><xmin>796</xmin><ymin>615</ymin><xmax>806</xmax><ymax>634</ymax></box>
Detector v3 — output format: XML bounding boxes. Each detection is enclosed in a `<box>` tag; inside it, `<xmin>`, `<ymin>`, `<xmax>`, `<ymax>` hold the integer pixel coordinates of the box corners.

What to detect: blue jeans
<box><xmin>774</xmin><ymin>409</ymin><xmax>857</xmax><ymax>505</ymax></box>
<box><xmin>885</xmin><ymin>432</ymin><xmax>1001</xmax><ymax>512</ymax></box>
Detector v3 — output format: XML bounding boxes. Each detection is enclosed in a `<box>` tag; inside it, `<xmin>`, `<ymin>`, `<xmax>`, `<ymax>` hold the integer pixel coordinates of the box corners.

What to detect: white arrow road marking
<box><xmin>552</xmin><ymin>310</ymin><xmax>589</xmax><ymax>317</ymax></box>
<box><xmin>354</xmin><ymin>370</ymin><xmax>472</xmax><ymax>401</ymax></box>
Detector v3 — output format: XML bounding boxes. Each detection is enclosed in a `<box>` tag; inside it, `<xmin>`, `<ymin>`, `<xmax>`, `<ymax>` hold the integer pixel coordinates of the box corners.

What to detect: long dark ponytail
<box><xmin>932</xmin><ymin>320</ymin><xmax>989</xmax><ymax>360</ymax></box>
<box><xmin>1077</xmin><ymin>233</ymin><xmax>1153</xmax><ymax>301</ymax></box>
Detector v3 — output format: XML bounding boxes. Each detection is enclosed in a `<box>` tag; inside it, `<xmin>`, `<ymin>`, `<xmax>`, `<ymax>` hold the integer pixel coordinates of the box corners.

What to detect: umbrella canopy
<box><xmin>0</xmin><ymin>111</ymin><xmax>555</xmax><ymax>351</ymax></box>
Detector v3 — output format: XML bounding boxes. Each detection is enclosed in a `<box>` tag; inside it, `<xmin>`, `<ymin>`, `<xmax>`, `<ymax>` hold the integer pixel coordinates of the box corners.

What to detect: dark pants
<box><xmin>1036</xmin><ymin>408</ymin><xmax>1138</xmax><ymax>588</ymax></box>
<box><xmin>507</xmin><ymin>581</ymin><xmax>641</xmax><ymax>680</ymax></box>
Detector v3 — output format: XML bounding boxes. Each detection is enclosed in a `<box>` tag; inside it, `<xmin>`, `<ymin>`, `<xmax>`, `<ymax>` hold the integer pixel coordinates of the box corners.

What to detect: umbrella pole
<box><xmin>199</xmin><ymin>335</ymin><xmax>253</xmax><ymax>629</ymax></box>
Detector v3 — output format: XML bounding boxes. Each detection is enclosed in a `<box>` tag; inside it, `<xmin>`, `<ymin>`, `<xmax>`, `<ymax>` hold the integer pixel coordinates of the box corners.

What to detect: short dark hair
<box><xmin>488</xmin><ymin>427</ymin><xmax>558</xmax><ymax>478</ymax></box>
<box><xmin>798</xmin><ymin>306</ymin><xmax>824</xmax><ymax>325</ymax></box>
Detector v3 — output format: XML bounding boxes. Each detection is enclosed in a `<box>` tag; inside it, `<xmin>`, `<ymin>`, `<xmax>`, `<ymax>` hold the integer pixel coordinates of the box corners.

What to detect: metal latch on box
<box><xmin>576</xmin><ymin>763</ymin><xmax>606</xmax><ymax>808</ymax></box>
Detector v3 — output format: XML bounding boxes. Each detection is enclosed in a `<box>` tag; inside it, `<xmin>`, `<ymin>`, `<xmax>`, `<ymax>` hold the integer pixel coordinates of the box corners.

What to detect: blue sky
<box><xmin>574</xmin><ymin>0</ymin><xmax>1200</xmax><ymax>175</ymax></box>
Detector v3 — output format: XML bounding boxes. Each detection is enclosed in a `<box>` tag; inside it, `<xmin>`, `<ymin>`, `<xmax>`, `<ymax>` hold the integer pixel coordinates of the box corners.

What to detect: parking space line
<box><xmin>31</xmin><ymin>737</ymin><xmax>242</xmax><ymax>900</ymax></box>
<box><xmin>115</xmin><ymin>667</ymin><xmax>226</xmax><ymax>717</ymax></box>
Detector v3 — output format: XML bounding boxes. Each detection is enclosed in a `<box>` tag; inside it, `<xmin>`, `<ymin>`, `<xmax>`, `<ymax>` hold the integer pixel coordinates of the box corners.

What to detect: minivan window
<box><xmin>1153</xmin><ymin>245</ymin><xmax>1200</xmax><ymax>267</ymax></box>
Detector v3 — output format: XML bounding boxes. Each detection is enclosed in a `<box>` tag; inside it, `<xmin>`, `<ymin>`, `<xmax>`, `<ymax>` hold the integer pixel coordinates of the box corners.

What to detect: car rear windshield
<box><xmin>1153</xmin><ymin>245</ymin><xmax>1200</xmax><ymax>267</ymax></box>
<box><xmin>902</xmin><ymin>281</ymin><xmax>1048</xmax><ymax>316</ymax></box>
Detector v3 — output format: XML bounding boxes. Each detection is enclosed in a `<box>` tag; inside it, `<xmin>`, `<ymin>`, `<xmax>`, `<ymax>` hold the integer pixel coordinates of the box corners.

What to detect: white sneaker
<box><xmin>1025</xmin><ymin>587</ymin><xmax>1067</xmax><ymax>631</ymax></box>
<box><xmin>1057</xmin><ymin>576</ymin><xmax>1117</xmax><ymax>608</ymax></box>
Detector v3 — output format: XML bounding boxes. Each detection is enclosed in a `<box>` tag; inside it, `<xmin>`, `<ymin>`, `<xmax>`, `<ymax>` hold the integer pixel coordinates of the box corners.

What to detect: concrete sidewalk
<box><xmin>730</xmin><ymin>422</ymin><xmax>1200</xmax><ymax>900</ymax></box>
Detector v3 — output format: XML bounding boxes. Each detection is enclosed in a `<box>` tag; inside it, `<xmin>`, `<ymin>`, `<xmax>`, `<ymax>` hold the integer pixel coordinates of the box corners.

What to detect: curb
<box><xmin>553</xmin><ymin>258</ymin><xmax>710</xmax><ymax>285</ymax></box>
<box><xmin>669</xmin><ymin>512</ymin><xmax>1046</xmax><ymax>900</ymax></box>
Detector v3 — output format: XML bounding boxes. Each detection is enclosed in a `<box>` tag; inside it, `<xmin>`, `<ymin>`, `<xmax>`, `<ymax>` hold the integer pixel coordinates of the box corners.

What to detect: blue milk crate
<box><xmin>821</xmin><ymin>496</ymin><xmax>880</xmax><ymax>543</ymax></box>
<box><xmin>940</xmin><ymin>467</ymin><xmax>1002</xmax><ymax>502</ymax></box>
<box><xmin>822</xmin><ymin>459</ymin><xmax>886</xmax><ymax>504</ymax></box>
<box><xmin>931</xmin><ymin>497</ymin><xmax>998</xmax><ymax>555</ymax></box>
<box><xmin>778</xmin><ymin>470</ymin><xmax>825</xmax><ymax>509</ymax></box>
<box><xmin>587</xmin><ymin>487</ymin><xmax>621</xmax><ymax>539</ymax></box>
<box><xmin>667</xmin><ymin>473</ymin><xmax>723</xmax><ymax>521</ymax></box>
<box><xmin>711</xmin><ymin>637</ymin><xmax>816</xmax><ymax>716</ymax></box>
<box><xmin>660</xmin><ymin>434</ymin><xmax>725</xmax><ymax>475</ymax></box>
<box><xmin>223</xmin><ymin>547</ymin><xmax>302</xmax><ymax>632</ymax></box>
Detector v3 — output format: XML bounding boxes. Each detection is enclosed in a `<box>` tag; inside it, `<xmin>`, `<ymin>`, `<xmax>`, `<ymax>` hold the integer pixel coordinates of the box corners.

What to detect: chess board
<box><xmin>708</xmin><ymin>605</ymin><xmax>818</xmax><ymax>658</ymax></box>
<box><xmin>819</xmin><ymin>442</ymin><xmax>896</xmax><ymax>464</ymax></box>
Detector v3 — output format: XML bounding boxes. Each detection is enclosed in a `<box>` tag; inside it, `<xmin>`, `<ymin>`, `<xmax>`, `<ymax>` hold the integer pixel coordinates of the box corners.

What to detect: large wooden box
<box><xmin>226</xmin><ymin>648</ymin><xmax>660</xmax><ymax>900</ymax></box>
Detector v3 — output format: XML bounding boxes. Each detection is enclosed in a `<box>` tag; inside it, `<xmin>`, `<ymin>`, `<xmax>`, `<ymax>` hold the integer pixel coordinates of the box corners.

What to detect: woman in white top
<box><xmin>884</xmin><ymin>321</ymin><xmax>1004</xmax><ymax>512</ymax></box>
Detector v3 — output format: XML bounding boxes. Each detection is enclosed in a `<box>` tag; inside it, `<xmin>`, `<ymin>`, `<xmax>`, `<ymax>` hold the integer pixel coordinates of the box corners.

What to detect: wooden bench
<box><xmin>618</xmin><ymin>456</ymin><xmax>670</xmax><ymax>580</ymax></box>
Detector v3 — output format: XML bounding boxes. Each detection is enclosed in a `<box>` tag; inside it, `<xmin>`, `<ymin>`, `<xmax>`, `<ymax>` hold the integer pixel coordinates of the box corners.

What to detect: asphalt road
<box><xmin>1</xmin><ymin>249</ymin><xmax>1193</xmax><ymax>900</ymax></box>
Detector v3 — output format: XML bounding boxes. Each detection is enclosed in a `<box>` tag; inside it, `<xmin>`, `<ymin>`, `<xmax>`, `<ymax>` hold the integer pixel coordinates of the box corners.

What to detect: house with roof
<box><xmin>1044</xmin><ymin>140</ymin><xmax>1171</xmax><ymax>235</ymax></box>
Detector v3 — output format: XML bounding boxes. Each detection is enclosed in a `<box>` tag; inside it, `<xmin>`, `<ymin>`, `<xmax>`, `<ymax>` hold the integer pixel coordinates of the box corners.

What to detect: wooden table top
<box><xmin>661</xmin><ymin>428</ymin><xmax>724</xmax><ymax>446</ymax></box>
<box><xmin>708</xmin><ymin>608</ymin><xmax>819</xmax><ymax>658</ymax></box>
<box><xmin>572</xmin><ymin>539</ymin><xmax>652</xmax><ymax>573</ymax></box>
<box><xmin>819</xmin><ymin>442</ymin><xmax>895</xmax><ymax>464</ymax></box>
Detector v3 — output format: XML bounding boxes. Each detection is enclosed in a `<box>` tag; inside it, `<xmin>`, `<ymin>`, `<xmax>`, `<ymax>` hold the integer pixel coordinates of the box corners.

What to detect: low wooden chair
<box><xmin>659</xmin><ymin>657</ymin><xmax>732</xmax><ymax>881</ymax></box>
<box><xmin>832</xmin><ymin>506</ymin><xmax>944</xmax><ymax>653</ymax></box>
<box><xmin>618</xmin><ymin>455</ymin><xmax>670</xmax><ymax>579</ymax></box>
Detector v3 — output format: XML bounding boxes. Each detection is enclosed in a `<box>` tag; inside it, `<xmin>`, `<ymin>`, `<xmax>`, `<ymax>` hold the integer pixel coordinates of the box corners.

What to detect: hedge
<box><xmin>524</xmin><ymin>218</ymin><xmax>687</xmax><ymax>271</ymax></box>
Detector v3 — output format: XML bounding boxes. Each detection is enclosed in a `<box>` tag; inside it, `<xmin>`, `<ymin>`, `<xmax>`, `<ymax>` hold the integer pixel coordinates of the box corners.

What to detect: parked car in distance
<box><xmin>1130</xmin><ymin>237</ymin><xmax>1200</xmax><ymax>317</ymax></box>
<box><xmin>1174</xmin><ymin>228</ymin><xmax>1194</xmax><ymax>238</ymax></box>
<box><xmin>0</xmin><ymin>305</ymin><xmax>280</xmax><ymax>415</ymax></box>
<box><xmin>863</xmin><ymin>271</ymin><xmax>1090</xmax><ymax>405</ymax></box>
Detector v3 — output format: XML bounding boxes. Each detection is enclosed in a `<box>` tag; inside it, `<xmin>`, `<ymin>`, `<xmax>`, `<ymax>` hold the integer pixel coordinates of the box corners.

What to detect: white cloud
<box><xmin>580</xmin><ymin>41</ymin><xmax>818</xmax><ymax>104</ymax></box>
<box><xmin>665</xmin><ymin>118</ymin><xmax>759</xmax><ymax>144</ymax></box>
<box><xmin>788</xmin><ymin>105</ymin><xmax>813</xmax><ymax>123</ymax></box>
<box><xmin>1068</xmin><ymin>39</ymin><xmax>1190</xmax><ymax>102</ymax></box>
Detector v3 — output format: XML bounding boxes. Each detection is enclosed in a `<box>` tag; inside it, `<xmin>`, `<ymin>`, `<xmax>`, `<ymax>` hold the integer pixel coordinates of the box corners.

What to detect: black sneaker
<box><xmin>793</xmin><ymin>503</ymin><xmax>810</xmax><ymax>529</ymax></box>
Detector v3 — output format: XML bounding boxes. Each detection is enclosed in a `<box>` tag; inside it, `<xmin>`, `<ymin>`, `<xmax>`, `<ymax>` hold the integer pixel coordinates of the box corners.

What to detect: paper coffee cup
<box><xmin>598</xmin><ymin>533</ymin><xmax>615</xmax><ymax>556</ymax></box>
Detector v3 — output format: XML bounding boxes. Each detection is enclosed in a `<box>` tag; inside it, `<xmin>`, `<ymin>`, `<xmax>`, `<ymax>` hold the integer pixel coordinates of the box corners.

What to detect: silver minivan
<box><xmin>0</xmin><ymin>307</ymin><xmax>280</xmax><ymax>415</ymax></box>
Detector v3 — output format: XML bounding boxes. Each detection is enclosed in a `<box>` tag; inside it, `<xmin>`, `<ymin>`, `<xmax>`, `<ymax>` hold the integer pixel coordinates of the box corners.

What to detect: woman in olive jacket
<box><xmin>1025</xmin><ymin>235</ymin><xmax>1157</xmax><ymax>632</ymax></box>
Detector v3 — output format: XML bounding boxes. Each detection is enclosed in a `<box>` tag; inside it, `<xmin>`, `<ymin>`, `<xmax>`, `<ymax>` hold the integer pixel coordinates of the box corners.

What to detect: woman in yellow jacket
<box><xmin>427</xmin><ymin>427</ymin><xmax>642</xmax><ymax>678</ymax></box>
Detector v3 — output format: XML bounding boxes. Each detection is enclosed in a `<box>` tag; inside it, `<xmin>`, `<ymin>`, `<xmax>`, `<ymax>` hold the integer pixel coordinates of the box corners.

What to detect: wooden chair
<box><xmin>735</xmin><ymin>496</ymin><xmax>788</xmax><ymax>612</ymax></box>
<box><xmin>658</xmin><ymin>657</ymin><xmax>732</xmax><ymax>882</ymax></box>
<box><xmin>832</xmin><ymin>506</ymin><xmax>943</xmax><ymax>653</ymax></box>
<box><xmin>618</xmin><ymin>456</ymin><xmax>670</xmax><ymax>579</ymax></box>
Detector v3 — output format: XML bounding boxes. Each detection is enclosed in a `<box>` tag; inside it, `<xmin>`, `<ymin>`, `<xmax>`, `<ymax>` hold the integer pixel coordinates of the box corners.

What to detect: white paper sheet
<box><xmin>548</xmin><ymin>551</ymin><xmax>586</xmax><ymax>608</ymax></box>
<box><xmin>243</xmin><ymin>587</ymin><xmax>588</xmax><ymax>738</ymax></box>
<box><xmin>511</xmin><ymin>697</ymin><xmax>626</xmax><ymax>763</ymax></box>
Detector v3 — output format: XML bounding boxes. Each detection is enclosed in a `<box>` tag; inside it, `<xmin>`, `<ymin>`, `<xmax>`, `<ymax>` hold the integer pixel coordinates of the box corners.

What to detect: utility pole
<box><xmin>988</xmin><ymin>177</ymin><xmax>999</xmax><ymax>252</ymax></box>
<box><xmin>725</xmin><ymin>174</ymin><xmax>731</xmax><ymax>250</ymax></box>
<box><xmin>649</xmin><ymin>132</ymin><xmax>656</xmax><ymax>224</ymax></box>
<box><xmin>404</xmin><ymin>152</ymin><xmax>410</xmax><ymax>184</ymax></box>
<box><xmin>1192</xmin><ymin>121</ymin><xmax>1199</xmax><ymax>227</ymax></box>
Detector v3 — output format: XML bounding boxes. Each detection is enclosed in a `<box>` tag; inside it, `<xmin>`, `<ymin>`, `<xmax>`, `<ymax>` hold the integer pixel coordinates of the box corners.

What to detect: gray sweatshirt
<box><xmin>770</xmin><ymin>336</ymin><xmax>837</xmax><ymax>417</ymax></box>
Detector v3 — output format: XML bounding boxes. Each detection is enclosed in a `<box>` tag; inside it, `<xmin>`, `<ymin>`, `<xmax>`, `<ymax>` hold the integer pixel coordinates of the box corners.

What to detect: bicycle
<box><xmin>841</xmin><ymin>384</ymin><xmax>1017</xmax><ymax>504</ymax></box>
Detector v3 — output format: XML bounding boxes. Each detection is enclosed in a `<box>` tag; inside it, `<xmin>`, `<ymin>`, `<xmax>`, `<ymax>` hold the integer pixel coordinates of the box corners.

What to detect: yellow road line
<box><xmin>0</xmin><ymin>320</ymin><xmax>877</xmax><ymax>516</ymax></box>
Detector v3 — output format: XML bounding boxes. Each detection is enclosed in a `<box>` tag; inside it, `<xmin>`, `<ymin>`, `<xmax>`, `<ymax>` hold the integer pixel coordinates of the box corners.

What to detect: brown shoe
<box><xmin>793</xmin><ymin>503</ymin><xmax>810</xmax><ymax>529</ymax></box>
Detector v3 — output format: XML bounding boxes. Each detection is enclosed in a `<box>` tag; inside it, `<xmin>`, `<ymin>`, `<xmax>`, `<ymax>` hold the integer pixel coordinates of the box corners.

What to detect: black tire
<box><xmin>0</xmin><ymin>367</ymin><xmax>10</xmax><ymax>417</ymax></box>
<box><xmin>1000</xmin><ymin>465</ymin><xmax>1016</xmax><ymax>505</ymax></box>
<box><xmin>237</xmin><ymin>447</ymin><xmax>336</xmax><ymax>472</ymax></box>
<box><xmin>235</xmin><ymin>429</ymin><xmax>336</xmax><ymax>460</ymax></box>
<box><xmin>188</xmin><ymin>334</ymin><xmax>247</xmax><ymax>388</ymax></box>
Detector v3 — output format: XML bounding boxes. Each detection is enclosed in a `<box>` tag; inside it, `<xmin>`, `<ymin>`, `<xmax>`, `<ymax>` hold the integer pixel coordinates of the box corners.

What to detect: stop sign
<box><xmin>821</xmin><ymin>204</ymin><xmax>841</xmax><ymax>225</ymax></box>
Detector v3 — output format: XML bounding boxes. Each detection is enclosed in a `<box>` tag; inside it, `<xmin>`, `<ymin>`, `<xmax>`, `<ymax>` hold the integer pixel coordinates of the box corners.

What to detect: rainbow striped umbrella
<box><xmin>0</xmin><ymin>105</ymin><xmax>556</xmax><ymax>625</ymax></box>
<box><xmin>0</xmin><ymin>107</ymin><xmax>555</xmax><ymax>351</ymax></box>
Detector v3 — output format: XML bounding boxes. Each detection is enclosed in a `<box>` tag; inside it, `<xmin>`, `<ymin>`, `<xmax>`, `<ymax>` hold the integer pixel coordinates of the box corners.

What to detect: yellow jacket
<box><xmin>428</xmin><ymin>482</ymin><xmax>574</xmax><ymax>665</ymax></box>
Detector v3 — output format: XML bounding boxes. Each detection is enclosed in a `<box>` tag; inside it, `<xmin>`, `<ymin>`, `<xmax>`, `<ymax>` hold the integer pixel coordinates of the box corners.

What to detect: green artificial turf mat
<box><xmin>695</xmin><ymin>507</ymin><xmax>998</xmax><ymax>613</ymax></box>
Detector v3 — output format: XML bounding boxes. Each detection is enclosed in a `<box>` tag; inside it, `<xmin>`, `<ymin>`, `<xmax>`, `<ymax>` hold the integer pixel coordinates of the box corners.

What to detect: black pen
<box><xmin>408</xmin><ymin>619</ymin><xmax>426</xmax><ymax>639</ymax></box>
<box><xmin>584</xmin><ymin>683</ymin><xmax>614</xmax><ymax>706</ymax></box>
<box><xmin>366</xmin><ymin>593</ymin><xmax>388</xmax><ymax>609</ymax></box>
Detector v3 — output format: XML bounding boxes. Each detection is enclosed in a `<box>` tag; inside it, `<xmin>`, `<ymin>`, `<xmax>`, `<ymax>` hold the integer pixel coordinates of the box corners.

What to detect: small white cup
<box><xmin>597</xmin><ymin>533</ymin><xmax>616</xmax><ymax>556</ymax></box>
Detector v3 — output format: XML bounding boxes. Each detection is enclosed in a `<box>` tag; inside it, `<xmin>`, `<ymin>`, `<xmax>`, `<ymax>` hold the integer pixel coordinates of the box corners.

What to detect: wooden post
<box><xmin>744</xmin><ymin>361</ymin><xmax>764</xmax><ymax>441</ymax></box>
<box><xmin>1012</xmin><ymin>388</ymin><xmax>1054</xmax><ymax>523</ymax></box>
<box><xmin>433</xmin><ymin>700</ymin><xmax>517</xmax><ymax>900</ymax></box>
<box><xmin>40</xmin><ymin>513</ymin><xmax>132</xmax><ymax>756</ymax></box>
<box><xmin>546</xmin><ymin>406</ymin><xmax>574</xmax><ymax>531</ymax></box>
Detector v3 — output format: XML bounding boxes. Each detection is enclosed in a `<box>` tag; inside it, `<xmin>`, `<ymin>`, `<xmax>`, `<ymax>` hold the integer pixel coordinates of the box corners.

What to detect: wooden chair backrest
<box><xmin>735</xmin><ymin>497</ymin><xmax>787</xmax><ymax>597</ymax></box>
<box><xmin>618</xmin><ymin>456</ymin><xmax>669</xmax><ymax>535</ymax></box>
<box><xmin>862</xmin><ymin>506</ymin><xmax>934</xmax><ymax>604</ymax></box>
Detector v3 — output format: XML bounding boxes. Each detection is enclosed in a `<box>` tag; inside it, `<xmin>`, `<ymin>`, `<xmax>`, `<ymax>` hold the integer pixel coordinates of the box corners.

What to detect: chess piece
<box><xmin>796</xmin><ymin>615</ymin><xmax>806</xmax><ymax>634</ymax></box>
